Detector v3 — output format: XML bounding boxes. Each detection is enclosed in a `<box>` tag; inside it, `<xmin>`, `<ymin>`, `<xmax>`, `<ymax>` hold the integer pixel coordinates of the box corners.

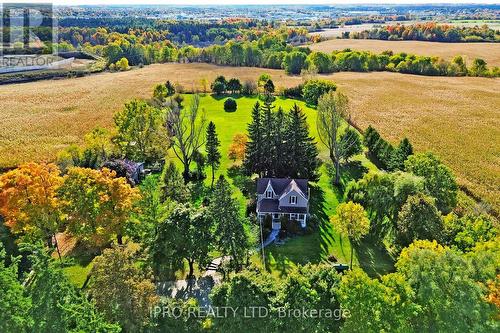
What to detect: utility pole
<box><xmin>259</xmin><ymin>218</ymin><xmax>265</xmax><ymax>268</ymax></box>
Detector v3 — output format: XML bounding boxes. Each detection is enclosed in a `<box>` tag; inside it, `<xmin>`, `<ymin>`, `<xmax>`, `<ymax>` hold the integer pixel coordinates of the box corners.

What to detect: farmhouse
<box><xmin>256</xmin><ymin>178</ymin><xmax>310</xmax><ymax>229</ymax></box>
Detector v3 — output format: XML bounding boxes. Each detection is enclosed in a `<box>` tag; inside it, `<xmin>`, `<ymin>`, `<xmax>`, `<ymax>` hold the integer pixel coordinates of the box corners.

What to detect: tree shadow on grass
<box><xmin>325</xmin><ymin>160</ymin><xmax>369</xmax><ymax>197</ymax></box>
<box><xmin>210</xmin><ymin>93</ymin><xmax>246</xmax><ymax>101</ymax></box>
<box><xmin>227</xmin><ymin>165</ymin><xmax>255</xmax><ymax>199</ymax></box>
<box><xmin>353</xmin><ymin>235</ymin><xmax>395</xmax><ymax>278</ymax></box>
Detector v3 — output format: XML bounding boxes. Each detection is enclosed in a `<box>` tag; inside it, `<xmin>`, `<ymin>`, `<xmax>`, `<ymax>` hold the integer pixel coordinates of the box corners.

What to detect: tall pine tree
<box><xmin>244</xmin><ymin>101</ymin><xmax>263</xmax><ymax>176</ymax></box>
<box><xmin>273</xmin><ymin>107</ymin><xmax>287</xmax><ymax>177</ymax></box>
<box><xmin>205</xmin><ymin>121</ymin><xmax>221</xmax><ymax>188</ymax></box>
<box><xmin>261</xmin><ymin>99</ymin><xmax>276</xmax><ymax>177</ymax></box>
<box><xmin>209</xmin><ymin>176</ymin><xmax>250</xmax><ymax>272</ymax></box>
<box><xmin>285</xmin><ymin>104</ymin><xmax>320</xmax><ymax>181</ymax></box>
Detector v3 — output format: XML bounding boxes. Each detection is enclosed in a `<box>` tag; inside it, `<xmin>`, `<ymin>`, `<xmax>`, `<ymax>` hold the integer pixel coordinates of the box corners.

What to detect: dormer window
<box><xmin>266</xmin><ymin>190</ymin><xmax>273</xmax><ymax>198</ymax></box>
<box><xmin>289</xmin><ymin>196</ymin><xmax>297</xmax><ymax>204</ymax></box>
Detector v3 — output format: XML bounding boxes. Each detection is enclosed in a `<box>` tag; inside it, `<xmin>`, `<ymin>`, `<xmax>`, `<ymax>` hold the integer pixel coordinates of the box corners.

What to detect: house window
<box><xmin>298</xmin><ymin>214</ymin><xmax>304</xmax><ymax>220</ymax></box>
<box><xmin>289</xmin><ymin>196</ymin><xmax>297</xmax><ymax>204</ymax></box>
<box><xmin>266</xmin><ymin>190</ymin><xmax>273</xmax><ymax>198</ymax></box>
<box><xmin>273</xmin><ymin>213</ymin><xmax>280</xmax><ymax>219</ymax></box>
<box><xmin>290</xmin><ymin>213</ymin><xmax>297</xmax><ymax>220</ymax></box>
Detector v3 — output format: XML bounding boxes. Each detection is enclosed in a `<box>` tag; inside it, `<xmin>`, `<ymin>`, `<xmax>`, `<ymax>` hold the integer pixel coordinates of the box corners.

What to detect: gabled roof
<box><xmin>256</xmin><ymin>178</ymin><xmax>309</xmax><ymax>199</ymax></box>
<box><xmin>257</xmin><ymin>199</ymin><xmax>308</xmax><ymax>214</ymax></box>
<box><xmin>279</xmin><ymin>179</ymin><xmax>307</xmax><ymax>200</ymax></box>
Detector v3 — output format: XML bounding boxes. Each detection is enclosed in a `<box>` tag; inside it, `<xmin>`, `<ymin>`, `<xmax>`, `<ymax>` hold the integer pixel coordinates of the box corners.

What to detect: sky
<box><xmin>1</xmin><ymin>0</ymin><xmax>499</xmax><ymax>5</ymax></box>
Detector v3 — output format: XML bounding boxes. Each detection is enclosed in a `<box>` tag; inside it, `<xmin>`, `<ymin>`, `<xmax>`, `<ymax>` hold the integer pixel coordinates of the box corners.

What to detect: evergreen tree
<box><xmin>165</xmin><ymin>80</ymin><xmax>175</xmax><ymax>96</ymax></box>
<box><xmin>243</xmin><ymin>101</ymin><xmax>264</xmax><ymax>176</ymax></box>
<box><xmin>0</xmin><ymin>245</ymin><xmax>32</xmax><ymax>332</ymax></box>
<box><xmin>389</xmin><ymin>137</ymin><xmax>413</xmax><ymax>171</ymax></box>
<box><xmin>205</xmin><ymin>121</ymin><xmax>221</xmax><ymax>188</ymax></box>
<box><xmin>285</xmin><ymin>104</ymin><xmax>320</xmax><ymax>180</ymax></box>
<box><xmin>260</xmin><ymin>99</ymin><xmax>276</xmax><ymax>177</ymax></box>
<box><xmin>209</xmin><ymin>176</ymin><xmax>250</xmax><ymax>272</ymax></box>
<box><xmin>26</xmin><ymin>246</ymin><xmax>120</xmax><ymax>333</ymax></box>
<box><xmin>273</xmin><ymin>107</ymin><xmax>287</xmax><ymax>177</ymax></box>
<box><xmin>161</xmin><ymin>161</ymin><xmax>190</xmax><ymax>202</ymax></box>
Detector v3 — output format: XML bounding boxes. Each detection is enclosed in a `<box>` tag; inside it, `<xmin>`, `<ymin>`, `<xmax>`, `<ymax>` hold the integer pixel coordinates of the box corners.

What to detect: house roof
<box><xmin>256</xmin><ymin>178</ymin><xmax>309</xmax><ymax>199</ymax></box>
<box><xmin>257</xmin><ymin>199</ymin><xmax>308</xmax><ymax>214</ymax></box>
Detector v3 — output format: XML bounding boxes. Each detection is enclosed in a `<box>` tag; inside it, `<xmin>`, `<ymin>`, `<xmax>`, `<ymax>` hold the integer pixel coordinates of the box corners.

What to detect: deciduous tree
<box><xmin>59</xmin><ymin>167</ymin><xmax>140</xmax><ymax>247</ymax></box>
<box><xmin>228</xmin><ymin>133</ymin><xmax>247</xmax><ymax>162</ymax></box>
<box><xmin>317</xmin><ymin>91</ymin><xmax>356</xmax><ymax>184</ymax></box>
<box><xmin>330</xmin><ymin>201</ymin><xmax>370</xmax><ymax>269</ymax></box>
<box><xmin>405</xmin><ymin>152</ymin><xmax>458</xmax><ymax>213</ymax></box>
<box><xmin>0</xmin><ymin>163</ymin><xmax>63</xmax><ymax>253</ymax></box>
<box><xmin>396</xmin><ymin>193</ymin><xmax>443</xmax><ymax>249</ymax></box>
<box><xmin>113</xmin><ymin>99</ymin><xmax>168</xmax><ymax>163</ymax></box>
<box><xmin>89</xmin><ymin>246</ymin><xmax>159</xmax><ymax>332</ymax></box>
<box><xmin>167</xmin><ymin>94</ymin><xmax>207</xmax><ymax>180</ymax></box>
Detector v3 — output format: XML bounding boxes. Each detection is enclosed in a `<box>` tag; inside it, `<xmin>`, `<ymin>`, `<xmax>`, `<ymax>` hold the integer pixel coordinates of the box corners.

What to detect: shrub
<box><xmin>211</xmin><ymin>81</ymin><xmax>226</xmax><ymax>95</ymax></box>
<box><xmin>116</xmin><ymin>57</ymin><xmax>129</xmax><ymax>71</ymax></box>
<box><xmin>302</xmin><ymin>79</ymin><xmax>337</xmax><ymax>105</ymax></box>
<box><xmin>283</xmin><ymin>84</ymin><xmax>304</xmax><ymax>99</ymax></box>
<box><xmin>242</xmin><ymin>80</ymin><xmax>257</xmax><ymax>95</ymax></box>
<box><xmin>224</xmin><ymin>98</ymin><xmax>237</xmax><ymax>112</ymax></box>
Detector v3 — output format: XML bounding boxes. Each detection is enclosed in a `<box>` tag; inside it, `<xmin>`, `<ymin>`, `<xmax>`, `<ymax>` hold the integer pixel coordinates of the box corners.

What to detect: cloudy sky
<box><xmin>2</xmin><ymin>0</ymin><xmax>498</xmax><ymax>5</ymax></box>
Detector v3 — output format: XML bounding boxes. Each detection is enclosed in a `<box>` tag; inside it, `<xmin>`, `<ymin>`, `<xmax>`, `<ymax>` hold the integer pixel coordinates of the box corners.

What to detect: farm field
<box><xmin>0</xmin><ymin>62</ymin><xmax>498</xmax><ymax>210</ymax></box>
<box><xmin>309</xmin><ymin>38</ymin><xmax>500</xmax><ymax>67</ymax></box>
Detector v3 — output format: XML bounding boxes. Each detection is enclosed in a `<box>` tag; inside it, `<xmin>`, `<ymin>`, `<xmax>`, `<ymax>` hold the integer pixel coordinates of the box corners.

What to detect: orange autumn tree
<box><xmin>58</xmin><ymin>167</ymin><xmax>140</xmax><ymax>247</ymax></box>
<box><xmin>0</xmin><ymin>162</ymin><xmax>63</xmax><ymax>251</ymax></box>
<box><xmin>228</xmin><ymin>133</ymin><xmax>247</xmax><ymax>162</ymax></box>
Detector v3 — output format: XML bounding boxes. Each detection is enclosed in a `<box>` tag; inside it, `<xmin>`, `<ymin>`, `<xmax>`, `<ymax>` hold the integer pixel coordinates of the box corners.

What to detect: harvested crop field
<box><xmin>0</xmin><ymin>63</ymin><xmax>499</xmax><ymax>209</ymax></box>
<box><xmin>309</xmin><ymin>39</ymin><xmax>500</xmax><ymax>67</ymax></box>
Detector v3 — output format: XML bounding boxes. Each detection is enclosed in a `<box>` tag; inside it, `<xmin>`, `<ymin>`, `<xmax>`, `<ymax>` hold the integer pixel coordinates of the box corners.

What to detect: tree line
<box><xmin>346</xmin><ymin>22</ymin><xmax>499</xmax><ymax>42</ymax></box>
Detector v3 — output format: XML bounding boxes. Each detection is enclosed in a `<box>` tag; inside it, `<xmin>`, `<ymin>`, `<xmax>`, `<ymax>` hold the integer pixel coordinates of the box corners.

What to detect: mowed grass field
<box><xmin>0</xmin><ymin>62</ymin><xmax>499</xmax><ymax>209</ymax></box>
<box><xmin>309</xmin><ymin>39</ymin><xmax>500</xmax><ymax>67</ymax></box>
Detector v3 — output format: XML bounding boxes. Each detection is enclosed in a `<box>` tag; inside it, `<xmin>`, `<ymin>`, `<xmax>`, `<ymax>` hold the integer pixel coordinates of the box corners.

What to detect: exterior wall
<box><xmin>278</xmin><ymin>189</ymin><xmax>308</xmax><ymax>208</ymax></box>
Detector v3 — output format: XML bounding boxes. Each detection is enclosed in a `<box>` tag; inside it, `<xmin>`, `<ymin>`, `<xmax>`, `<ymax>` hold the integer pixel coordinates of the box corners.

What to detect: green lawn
<box><xmin>63</xmin><ymin>262</ymin><xmax>93</xmax><ymax>288</ymax></box>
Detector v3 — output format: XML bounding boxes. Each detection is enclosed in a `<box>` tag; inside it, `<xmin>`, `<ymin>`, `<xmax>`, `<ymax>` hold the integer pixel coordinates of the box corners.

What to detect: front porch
<box><xmin>258</xmin><ymin>212</ymin><xmax>307</xmax><ymax>229</ymax></box>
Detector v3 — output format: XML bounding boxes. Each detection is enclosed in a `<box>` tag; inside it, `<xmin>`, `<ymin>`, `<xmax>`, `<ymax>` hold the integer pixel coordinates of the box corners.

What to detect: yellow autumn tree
<box><xmin>58</xmin><ymin>167</ymin><xmax>140</xmax><ymax>247</ymax></box>
<box><xmin>228</xmin><ymin>133</ymin><xmax>247</xmax><ymax>162</ymax></box>
<box><xmin>0</xmin><ymin>162</ymin><xmax>63</xmax><ymax>251</ymax></box>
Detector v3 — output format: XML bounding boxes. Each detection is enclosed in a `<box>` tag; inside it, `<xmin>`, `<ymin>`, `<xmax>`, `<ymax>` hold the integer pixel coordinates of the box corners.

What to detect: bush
<box><xmin>116</xmin><ymin>57</ymin><xmax>129</xmax><ymax>71</ymax></box>
<box><xmin>283</xmin><ymin>84</ymin><xmax>304</xmax><ymax>99</ymax></box>
<box><xmin>242</xmin><ymin>80</ymin><xmax>257</xmax><ymax>95</ymax></box>
<box><xmin>302</xmin><ymin>79</ymin><xmax>337</xmax><ymax>105</ymax></box>
<box><xmin>211</xmin><ymin>81</ymin><xmax>225</xmax><ymax>95</ymax></box>
<box><xmin>224</xmin><ymin>98</ymin><xmax>237</xmax><ymax>112</ymax></box>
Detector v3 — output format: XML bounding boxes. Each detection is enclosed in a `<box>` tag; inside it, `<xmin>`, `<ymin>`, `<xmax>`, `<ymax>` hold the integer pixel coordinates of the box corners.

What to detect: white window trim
<box><xmin>289</xmin><ymin>195</ymin><xmax>297</xmax><ymax>205</ymax></box>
